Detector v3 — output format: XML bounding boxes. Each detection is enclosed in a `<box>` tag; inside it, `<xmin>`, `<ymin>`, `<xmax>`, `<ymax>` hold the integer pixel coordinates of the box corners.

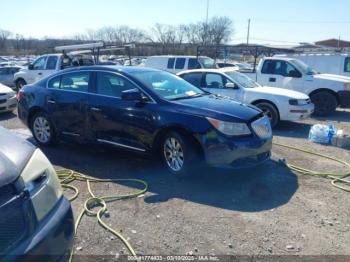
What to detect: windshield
<box><xmin>291</xmin><ymin>59</ymin><xmax>318</xmax><ymax>75</ymax></box>
<box><xmin>133</xmin><ymin>71</ymin><xmax>205</xmax><ymax>100</ymax></box>
<box><xmin>199</xmin><ymin>57</ymin><xmax>217</xmax><ymax>69</ymax></box>
<box><xmin>224</xmin><ymin>71</ymin><xmax>260</xmax><ymax>88</ymax></box>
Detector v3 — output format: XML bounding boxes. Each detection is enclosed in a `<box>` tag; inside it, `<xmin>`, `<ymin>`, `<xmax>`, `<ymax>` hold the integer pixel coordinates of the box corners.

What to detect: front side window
<box><xmin>32</xmin><ymin>56</ymin><xmax>47</xmax><ymax>70</ymax></box>
<box><xmin>285</xmin><ymin>62</ymin><xmax>302</xmax><ymax>78</ymax></box>
<box><xmin>167</xmin><ymin>58</ymin><xmax>175</xmax><ymax>69</ymax></box>
<box><xmin>49</xmin><ymin>72</ymin><xmax>90</xmax><ymax>92</ymax></box>
<box><xmin>46</xmin><ymin>56</ymin><xmax>58</xmax><ymax>70</ymax></box>
<box><xmin>205</xmin><ymin>73</ymin><xmax>225</xmax><ymax>88</ymax></box>
<box><xmin>345</xmin><ymin>57</ymin><xmax>350</xmax><ymax>72</ymax></box>
<box><xmin>133</xmin><ymin>71</ymin><xmax>205</xmax><ymax>100</ymax></box>
<box><xmin>188</xmin><ymin>58</ymin><xmax>201</xmax><ymax>69</ymax></box>
<box><xmin>96</xmin><ymin>72</ymin><xmax>136</xmax><ymax>98</ymax></box>
<box><xmin>225</xmin><ymin>71</ymin><xmax>260</xmax><ymax>88</ymax></box>
<box><xmin>181</xmin><ymin>73</ymin><xmax>203</xmax><ymax>87</ymax></box>
<box><xmin>175</xmin><ymin>58</ymin><xmax>186</xmax><ymax>69</ymax></box>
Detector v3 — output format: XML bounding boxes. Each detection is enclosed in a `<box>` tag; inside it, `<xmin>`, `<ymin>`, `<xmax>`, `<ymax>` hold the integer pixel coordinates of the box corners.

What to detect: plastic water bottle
<box><xmin>328</xmin><ymin>123</ymin><xmax>336</xmax><ymax>144</ymax></box>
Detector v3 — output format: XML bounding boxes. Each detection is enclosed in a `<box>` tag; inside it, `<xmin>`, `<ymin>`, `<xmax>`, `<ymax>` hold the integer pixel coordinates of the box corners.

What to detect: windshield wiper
<box><xmin>170</xmin><ymin>93</ymin><xmax>205</xmax><ymax>101</ymax></box>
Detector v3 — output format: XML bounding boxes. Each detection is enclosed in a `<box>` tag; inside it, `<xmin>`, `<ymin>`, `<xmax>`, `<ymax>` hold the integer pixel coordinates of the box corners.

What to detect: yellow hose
<box><xmin>56</xmin><ymin>169</ymin><xmax>148</xmax><ymax>261</ymax></box>
<box><xmin>273</xmin><ymin>142</ymin><xmax>350</xmax><ymax>193</ymax></box>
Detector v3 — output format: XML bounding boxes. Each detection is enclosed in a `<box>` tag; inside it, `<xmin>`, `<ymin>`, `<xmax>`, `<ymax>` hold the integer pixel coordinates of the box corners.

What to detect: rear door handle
<box><xmin>269</xmin><ymin>77</ymin><xmax>276</xmax><ymax>82</ymax></box>
<box><xmin>47</xmin><ymin>99</ymin><xmax>56</xmax><ymax>104</ymax></box>
<box><xmin>90</xmin><ymin>107</ymin><xmax>102</xmax><ymax>112</ymax></box>
<box><xmin>38</xmin><ymin>72</ymin><xmax>42</xmax><ymax>76</ymax></box>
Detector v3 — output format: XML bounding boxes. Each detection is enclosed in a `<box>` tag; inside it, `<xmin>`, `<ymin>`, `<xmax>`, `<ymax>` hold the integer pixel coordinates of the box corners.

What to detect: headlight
<box><xmin>206</xmin><ymin>117</ymin><xmax>251</xmax><ymax>136</ymax></box>
<box><xmin>289</xmin><ymin>99</ymin><xmax>309</xmax><ymax>106</ymax></box>
<box><xmin>8</xmin><ymin>91</ymin><xmax>16</xmax><ymax>98</ymax></box>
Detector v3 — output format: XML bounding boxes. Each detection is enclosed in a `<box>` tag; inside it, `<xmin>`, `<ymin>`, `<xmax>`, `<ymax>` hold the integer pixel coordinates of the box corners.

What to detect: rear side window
<box><xmin>181</xmin><ymin>73</ymin><xmax>203</xmax><ymax>87</ymax></box>
<box><xmin>167</xmin><ymin>58</ymin><xmax>175</xmax><ymax>69</ymax></box>
<box><xmin>262</xmin><ymin>60</ymin><xmax>283</xmax><ymax>75</ymax></box>
<box><xmin>188</xmin><ymin>58</ymin><xmax>201</xmax><ymax>69</ymax></box>
<box><xmin>96</xmin><ymin>72</ymin><xmax>136</xmax><ymax>98</ymax></box>
<box><xmin>46</xmin><ymin>56</ymin><xmax>58</xmax><ymax>70</ymax></box>
<box><xmin>48</xmin><ymin>72</ymin><xmax>90</xmax><ymax>92</ymax></box>
<box><xmin>345</xmin><ymin>57</ymin><xmax>350</xmax><ymax>72</ymax></box>
<box><xmin>175</xmin><ymin>58</ymin><xmax>186</xmax><ymax>69</ymax></box>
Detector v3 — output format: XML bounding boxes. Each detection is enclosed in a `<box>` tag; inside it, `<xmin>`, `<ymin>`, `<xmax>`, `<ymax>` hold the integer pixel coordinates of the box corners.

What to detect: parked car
<box><xmin>0</xmin><ymin>127</ymin><xmax>74</xmax><ymax>260</ymax></box>
<box><xmin>243</xmin><ymin>57</ymin><xmax>350</xmax><ymax>115</ymax></box>
<box><xmin>145</xmin><ymin>55</ymin><xmax>217</xmax><ymax>74</ymax></box>
<box><xmin>0</xmin><ymin>66</ymin><xmax>22</xmax><ymax>88</ymax></box>
<box><xmin>276</xmin><ymin>53</ymin><xmax>350</xmax><ymax>77</ymax></box>
<box><xmin>14</xmin><ymin>53</ymin><xmax>95</xmax><ymax>90</ymax></box>
<box><xmin>17</xmin><ymin>66</ymin><xmax>272</xmax><ymax>175</ymax></box>
<box><xmin>0</xmin><ymin>83</ymin><xmax>17</xmax><ymax>113</ymax></box>
<box><xmin>217</xmin><ymin>61</ymin><xmax>253</xmax><ymax>71</ymax></box>
<box><xmin>178</xmin><ymin>69</ymin><xmax>314</xmax><ymax>127</ymax></box>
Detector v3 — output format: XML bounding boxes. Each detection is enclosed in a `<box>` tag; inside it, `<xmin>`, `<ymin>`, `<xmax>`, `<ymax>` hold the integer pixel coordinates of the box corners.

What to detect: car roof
<box><xmin>177</xmin><ymin>68</ymin><xmax>238</xmax><ymax>75</ymax></box>
<box><xmin>57</xmin><ymin>65</ymin><xmax>162</xmax><ymax>74</ymax></box>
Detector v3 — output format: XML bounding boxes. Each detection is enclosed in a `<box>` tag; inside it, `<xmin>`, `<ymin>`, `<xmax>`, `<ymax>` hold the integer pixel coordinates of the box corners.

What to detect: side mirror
<box><xmin>225</xmin><ymin>82</ymin><xmax>239</xmax><ymax>89</ymax></box>
<box><xmin>28</xmin><ymin>64</ymin><xmax>34</xmax><ymax>70</ymax></box>
<box><xmin>121</xmin><ymin>88</ymin><xmax>148</xmax><ymax>102</ymax></box>
<box><xmin>287</xmin><ymin>70</ymin><xmax>301</xmax><ymax>78</ymax></box>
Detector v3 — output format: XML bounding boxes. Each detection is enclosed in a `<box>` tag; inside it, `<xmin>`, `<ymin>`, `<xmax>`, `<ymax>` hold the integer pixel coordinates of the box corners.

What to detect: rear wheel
<box><xmin>30</xmin><ymin>112</ymin><xmax>58</xmax><ymax>146</ymax></box>
<box><xmin>161</xmin><ymin>131</ymin><xmax>199</xmax><ymax>176</ymax></box>
<box><xmin>310</xmin><ymin>91</ymin><xmax>337</xmax><ymax>116</ymax></box>
<box><xmin>255</xmin><ymin>102</ymin><xmax>279</xmax><ymax>128</ymax></box>
<box><xmin>15</xmin><ymin>79</ymin><xmax>26</xmax><ymax>91</ymax></box>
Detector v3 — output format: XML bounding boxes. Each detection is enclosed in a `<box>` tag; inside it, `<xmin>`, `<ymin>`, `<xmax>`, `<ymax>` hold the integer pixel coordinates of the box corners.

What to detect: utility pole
<box><xmin>247</xmin><ymin>19</ymin><xmax>251</xmax><ymax>45</ymax></box>
<box><xmin>338</xmin><ymin>35</ymin><xmax>341</xmax><ymax>48</ymax></box>
<box><xmin>205</xmin><ymin>0</ymin><xmax>209</xmax><ymax>45</ymax></box>
<box><xmin>206</xmin><ymin>0</ymin><xmax>209</xmax><ymax>25</ymax></box>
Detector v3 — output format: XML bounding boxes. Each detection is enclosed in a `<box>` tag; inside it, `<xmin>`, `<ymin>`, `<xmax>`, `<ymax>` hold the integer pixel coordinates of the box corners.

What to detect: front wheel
<box><xmin>30</xmin><ymin>112</ymin><xmax>58</xmax><ymax>146</ymax></box>
<box><xmin>15</xmin><ymin>79</ymin><xmax>26</xmax><ymax>91</ymax></box>
<box><xmin>310</xmin><ymin>91</ymin><xmax>337</xmax><ymax>116</ymax></box>
<box><xmin>161</xmin><ymin>132</ymin><xmax>199</xmax><ymax>176</ymax></box>
<box><xmin>255</xmin><ymin>102</ymin><xmax>279</xmax><ymax>128</ymax></box>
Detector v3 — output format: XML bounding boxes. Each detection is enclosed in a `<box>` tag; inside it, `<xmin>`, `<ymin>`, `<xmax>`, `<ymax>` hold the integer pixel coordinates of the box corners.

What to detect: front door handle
<box><xmin>90</xmin><ymin>107</ymin><xmax>102</xmax><ymax>112</ymax></box>
<box><xmin>269</xmin><ymin>77</ymin><xmax>276</xmax><ymax>82</ymax></box>
<box><xmin>47</xmin><ymin>99</ymin><xmax>56</xmax><ymax>104</ymax></box>
<box><xmin>38</xmin><ymin>72</ymin><xmax>42</xmax><ymax>76</ymax></box>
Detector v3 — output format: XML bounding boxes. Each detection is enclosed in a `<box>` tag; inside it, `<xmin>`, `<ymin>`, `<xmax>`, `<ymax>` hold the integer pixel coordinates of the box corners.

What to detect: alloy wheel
<box><xmin>33</xmin><ymin>116</ymin><xmax>51</xmax><ymax>143</ymax></box>
<box><xmin>163</xmin><ymin>137</ymin><xmax>184</xmax><ymax>172</ymax></box>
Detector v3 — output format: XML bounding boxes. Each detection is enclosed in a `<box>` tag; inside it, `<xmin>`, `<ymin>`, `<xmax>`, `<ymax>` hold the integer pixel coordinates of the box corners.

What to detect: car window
<box><xmin>188</xmin><ymin>58</ymin><xmax>201</xmax><ymax>70</ymax></box>
<box><xmin>0</xmin><ymin>68</ymin><xmax>5</xmax><ymax>75</ymax></box>
<box><xmin>46</xmin><ymin>56</ymin><xmax>58</xmax><ymax>70</ymax></box>
<box><xmin>10</xmin><ymin>68</ymin><xmax>20</xmax><ymax>74</ymax></box>
<box><xmin>48</xmin><ymin>76</ymin><xmax>61</xmax><ymax>89</ymax></box>
<box><xmin>167</xmin><ymin>58</ymin><xmax>175</xmax><ymax>69</ymax></box>
<box><xmin>60</xmin><ymin>72</ymin><xmax>90</xmax><ymax>92</ymax></box>
<box><xmin>205</xmin><ymin>73</ymin><xmax>225</xmax><ymax>88</ymax></box>
<box><xmin>345</xmin><ymin>57</ymin><xmax>350</xmax><ymax>73</ymax></box>
<box><xmin>181</xmin><ymin>73</ymin><xmax>203</xmax><ymax>87</ymax></box>
<box><xmin>285</xmin><ymin>62</ymin><xmax>302</xmax><ymax>77</ymax></box>
<box><xmin>96</xmin><ymin>72</ymin><xmax>136</xmax><ymax>98</ymax></box>
<box><xmin>33</xmin><ymin>56</ymin><xmax>47</xmax><ymax>70</ymax></box>
<box><xmin>175</xmin><ymin>58</ymin><xmax>186</xmax><ymax>69</ymax></box>
<box><xmin>262</xmin><ymin>60</ymin><xmax>283</xmax><ymax>75</ymax></box>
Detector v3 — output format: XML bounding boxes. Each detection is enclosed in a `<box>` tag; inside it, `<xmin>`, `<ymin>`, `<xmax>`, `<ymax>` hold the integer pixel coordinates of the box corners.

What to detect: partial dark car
<box><xmin>0</xmin><ymin>66</ymin><xmax>22</xmax><ymax>89</ymax></box>
<box><xmin>17</xmin><ymin>66</ymin><xmax>272</xmax><ymax>175</ymax></box>
<box><xmin>0</xmin><ymin>127</ymin><xmax>74</xmax><ymax>261</ymax></box>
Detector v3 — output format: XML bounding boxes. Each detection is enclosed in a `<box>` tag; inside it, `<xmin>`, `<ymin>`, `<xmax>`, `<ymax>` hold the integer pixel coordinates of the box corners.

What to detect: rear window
<box><xmin>181</xmin><ymin>73</ymin><xmax>202</xmax><ymax>87</ymax></box>
<box><xmin>167</xmin><ymin>58</ymin><xmax>175</xmax><ymax>69</ymax></box>
<box><xmin>345</xmin><ymin>57</ymin><xmax>350</xmax><ymax>72</ymax></box>
<box><xmin>46</xmin><ymin>56</ymin><xmax>58</xmax><ymax>70</ymax></box>
<box><xmin>175</xmin><ymin>58</ymin><xmax>186</xmax><ymax>69</ymax></box>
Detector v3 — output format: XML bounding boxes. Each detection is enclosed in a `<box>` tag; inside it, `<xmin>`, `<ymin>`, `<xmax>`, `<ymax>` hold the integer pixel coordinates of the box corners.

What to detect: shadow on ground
<box><xmin>0</xmin><ymin>111</ymin><xmax>16</xmax><ymax>121</ymax></box>
<box><xmin>274</xmin><ymin>121</ymin><xmax>312</xmax><ymax>139</ymax></box>
<box><xmin>313</xmin><ymin>109</ymin><xmax>350</xmax><ymax>123</ymax></box>
<box><xmin>38</xmin><ymin>141</ymin><xmax>298</xmax><ymax>213</ymax></box>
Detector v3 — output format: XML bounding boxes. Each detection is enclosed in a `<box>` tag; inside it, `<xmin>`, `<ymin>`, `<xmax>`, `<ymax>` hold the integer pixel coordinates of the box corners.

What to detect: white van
<box><xmin>145</xmin><ymin>55</ymin><xmax>217</xmax><ymax>74</ymax></box>
<box><xmin>276</xmin><ymin>54</ymin><xmax>350</xmax><ymax>77</ymax></box>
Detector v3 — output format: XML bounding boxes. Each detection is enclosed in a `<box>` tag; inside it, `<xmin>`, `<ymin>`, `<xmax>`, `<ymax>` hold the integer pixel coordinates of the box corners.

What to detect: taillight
<box><xmin>17</xmin><ymin>90</ymin><xmax>25</xmax><ymax>101</ymax></box>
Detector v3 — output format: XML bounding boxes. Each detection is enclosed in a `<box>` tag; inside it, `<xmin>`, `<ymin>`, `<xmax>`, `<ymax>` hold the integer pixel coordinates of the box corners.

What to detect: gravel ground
<box><xmin>1</xmin><ymin>109</ymin><xmax>350</xmax><ymax>259</ymax></box>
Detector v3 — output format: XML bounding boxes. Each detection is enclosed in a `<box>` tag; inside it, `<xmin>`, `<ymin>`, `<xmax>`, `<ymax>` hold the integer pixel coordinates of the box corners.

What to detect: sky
<box><xmin>1</xmin><ymin>0</ymin><xmax>350</xmax><ymax>45</ymax></box>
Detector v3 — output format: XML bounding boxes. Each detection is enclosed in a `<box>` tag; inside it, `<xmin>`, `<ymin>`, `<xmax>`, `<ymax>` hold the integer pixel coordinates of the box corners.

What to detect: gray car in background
<box><xmin>0</xmin><ymin>66</ymin><xmax>22</xmax><ymax>89</ymax></box>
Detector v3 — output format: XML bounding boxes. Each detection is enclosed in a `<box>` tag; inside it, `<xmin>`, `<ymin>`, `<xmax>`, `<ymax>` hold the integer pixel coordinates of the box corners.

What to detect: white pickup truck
<box><xmin>14</xmin><ymin>53</ymin><xmax>95</xmax><ymax>90</ymax></box>
<box><xmin>243</xmin><ymin>57</ymin><xmax>350</xmax><ymax>115</ymax></box>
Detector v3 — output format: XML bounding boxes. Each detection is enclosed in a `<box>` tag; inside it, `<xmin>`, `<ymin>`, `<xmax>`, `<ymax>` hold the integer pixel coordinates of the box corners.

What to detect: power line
<box><xmin>236</xmin><ymin>19</ymin><xmax>350</xmax><ymax>24</ymax></box>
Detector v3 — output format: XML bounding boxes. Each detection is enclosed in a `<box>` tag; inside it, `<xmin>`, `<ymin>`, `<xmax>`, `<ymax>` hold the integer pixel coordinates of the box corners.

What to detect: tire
<box><xmin>15</xmin><ymin>79</ymin><xmax>26</xmax><ymax>91</ymax></box>
<box><xmin>310</xmin><ymin>91</ymin><xmax>337</xmax><ymax>116</ymax></box>
<box><xmin>30</xmin><ymin>112</ymin><xmax>58</xmax><ymax>146</ymax></box>
<box><xmin>255</xmin><ymin>102</ymin><xmax>279</xmax><ymax>128</ymax></box>
<box><xmin>161</xmin><ymin>131</ymin><xmax>200</xmax><ymax>176</ymax></box>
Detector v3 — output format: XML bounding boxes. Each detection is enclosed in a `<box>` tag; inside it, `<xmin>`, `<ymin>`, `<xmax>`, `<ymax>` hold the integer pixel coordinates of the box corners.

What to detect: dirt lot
<box><xmin>1</xmin><ymin>109</ymin><xmax>350</xmax><ymax>259</ymax></box>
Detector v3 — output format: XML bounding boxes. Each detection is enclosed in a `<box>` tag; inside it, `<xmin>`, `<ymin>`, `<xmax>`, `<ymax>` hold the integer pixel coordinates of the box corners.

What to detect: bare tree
<box><xmin>209</xmin><ymin>16</ymin><xmax>233</xmax><ymax>45</ymax></box>
<box><xmin>0</xmin><ymin>29</ymin><xmax>11</xmax><ymax>50</ymax></box>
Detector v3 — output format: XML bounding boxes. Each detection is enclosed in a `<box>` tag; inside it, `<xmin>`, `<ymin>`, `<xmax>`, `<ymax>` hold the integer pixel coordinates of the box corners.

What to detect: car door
<box><xmin>0</xmin><ymin>68</ymin><xmax>12</xmax><ymax>86</ymax></box>
<box><xmin>201</xmin><ymin>73</ymin><xmax>234</xmax><ymax>98</ymax></box>
<box><xmin>43</xmin><ymin>55</ymin><xmax>59</xmax><ymax>78</ymax></box>
<box><xmin>280</xmin><ymin>61</ymin><xmax>304</xmax><ymax>92</ymax></box>
<box><xmin>46</xmin><ymin>71</ymin><xmax>91</xmax><ymax>139</ymax></box>
<box><xmin>260</xmin><ymin>59</ymin><xmax>282</xmax><ymax>87</ymax></box>
<box><xmin>87</xmin><ymin>71</ymin><xmax>156</xmax><ymax>152</ymax></box>
<box><xmin>28</xmin><ymin>56</ymin><xmax>48</xmax><ymax>83</ymax></box>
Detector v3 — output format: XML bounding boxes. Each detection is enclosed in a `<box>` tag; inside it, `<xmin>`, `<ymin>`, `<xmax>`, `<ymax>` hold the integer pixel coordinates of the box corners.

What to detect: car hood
<box><xmin>313</xmin><ymin>73</ymin><xmax>350</xmax><ymax>83</ymax></box>
<box><xmin>252</xmin><ymin>86</ymin><xmax>309</xmax><ymax>99</ymax></box>
<box><xmin>0</xmin><ymin>127</ymin><xmax>36</xmax><ymax>187</ymax></box>
<box><xmin>0</xmin><ymin>83</ymin><xmax>14</xmax><ymax>93</ymax></box>
<box><xmin>173</xmin><ymin>94</ymin><xmax>261</xmax><ymax>122</ymax></box>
